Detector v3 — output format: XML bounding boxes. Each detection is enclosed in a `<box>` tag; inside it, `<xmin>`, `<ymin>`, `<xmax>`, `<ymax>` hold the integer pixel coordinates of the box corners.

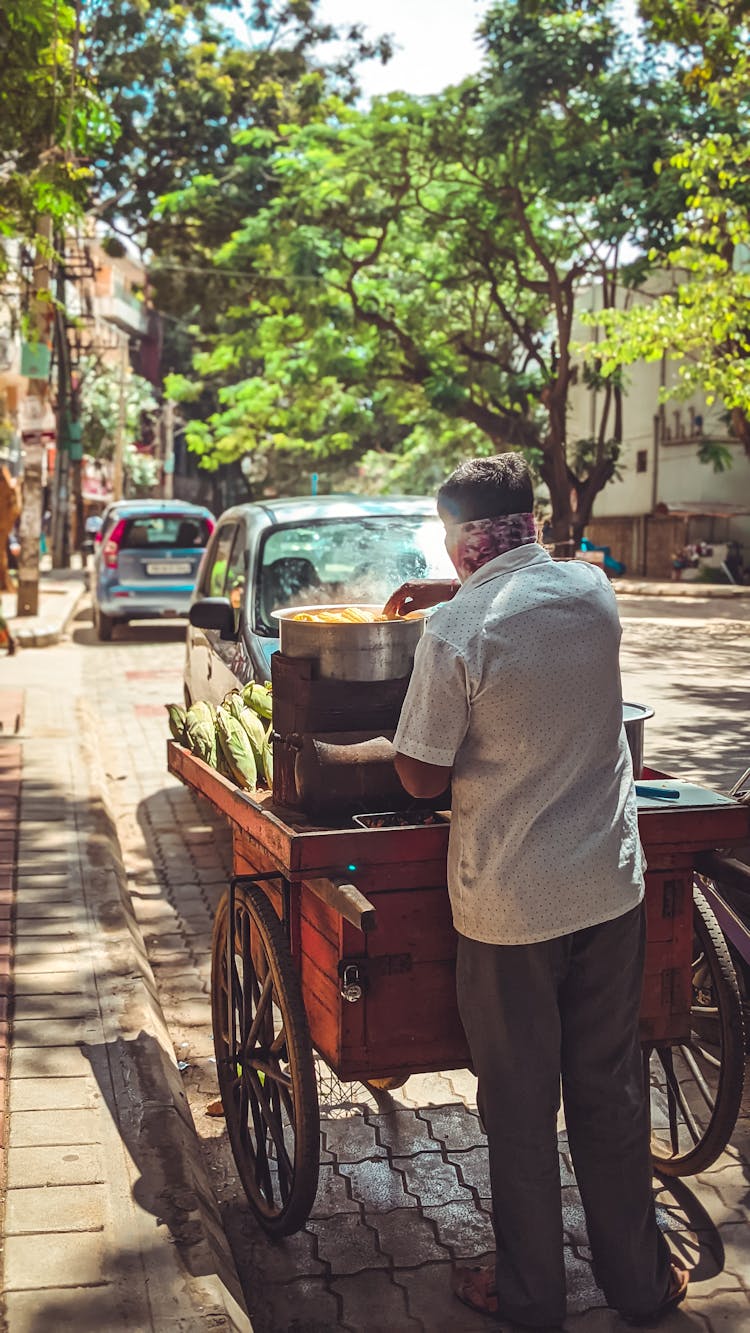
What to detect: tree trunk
<box><xmin>0</xmin><ymin>467</ymin><xmax>21</xmax><ymax>593</ymax></box>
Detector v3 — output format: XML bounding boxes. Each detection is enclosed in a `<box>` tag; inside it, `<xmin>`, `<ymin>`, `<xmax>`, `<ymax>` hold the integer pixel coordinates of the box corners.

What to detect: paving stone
<box><xmin>262</xmin><ymin>1276</ymin><xmax>341</xmax><ymax>1333</ymax></box>
<box><xmin>2</xmin><ymin>1286</ymin><xmax>143</xmax><ymax>1333</ymax></box>
<box><xmin>688</xmin><ymin>1290</ymin><xmax>750</xmax><ymax>1329</ymax></box>
<box><xmin>398</xmin><ymin>1072</ymin><xmax>462</xmax><ymax>1108</ymax></box>
<box><xmin>8</xmin><ymin>1142</ymin><xmax>105</xmax><ymax>1188</ymax></box>
<box><xmin>309</xmin><ymin>1164</ymin><xmax>362</xmax><ymax>1218</ymax></box>
<box><xmin>331</xmin><ymin>1269</ymin><xmax>419</xmax><ymax>1332</ymax></box>
<box><xmin>9</xmin><ymin>1076</ymin><xmax>98</xmax><ymax>1112</ymax></box>
<box><xmin>6</xmin><ymin>1181</ymin><xmax>109</xmax><ymax>1234</ymax></box>
<box><xmin>713</xmin><ymin>1220</ymin><xmax>750</xmax><ymax>1282</ymax></box>
<box><xmin>366</xmin><ymin>1108</ymin><xmax>439</xmax><ymax>1157</ymax></box>
<box><xmin>245</xmin><ymin>1227</ymin><xmax>325</xmax><ymax>1283</ymax></box>
<box><xmin>12</xmin><ymin>1016</ymin><xmax>96</xmax><ymax>1046</ymax></box>
<box><xmin>419</xmin><ymin>1105</ymin><xmax>487</xmax><ymax>1152</ymax></box>
<box><xmin>11</xmin><ymin>1106</ymin><xmax>101</xmax><ymax>1147</ymax></box>
<box><xmin>5</xmin><ymin>1229</ymin><xmax>112</xmax><ymax>1290</ymax></box>
<box><xmin>565</xmin><ymin>1245</ymin><xmax>607</xmax><ymax>1315</ymax></box>
<box><xmin>422</xmin><ymin>1200</ymin><xmax>495</xmax><ymax>1260</ymax></box>
<box><xmin>309</xmin><ymin>1212</ymin><xmax>388</xmax><ymax>1276</ymax></box>
<box><xmin>445</xmin><ymin>1144</ymin><xmax>492</xmax><ymax>1198</ymax></box>
<box><xmin>12</xmin><ymin>993</ymin><xmax>95</xmax><ymax>1020</ymax></box>
<box><xmin>11</xmin><ymin>1045</ymin><xmax>93</xmax><ymax>1079</ymax></box>
<box><xmin>13</xmin><ymin>971</ymin><xmax>92</xmax><ymax>997</ymax></box>
<box><xmin>372</xmin><ymin>1207</ymin><xmax>448</xmax><ymax>1268</ymax></box>
<box><xmin>398</xmin><ymin>1260</ymin><xmax>494</xmax><ymax>1332</ymax></box>
<box><xmin>322</xmin><ymin>1113</ymin><xmax>388</xmax><ymax>1164</ymax></box>
<box><xmin>13</xmin><ymin>951</ymin><xmax>88</xmax><ymax>975</ymax></box>
<box><xmin>394</xmin><ymin>1153</ymin><xmax>473</xmax><ymax>1207</ymax></box>
<box><xmin>15</xmin><ymin>900</ymin><xmax>84</xmax><ymax>920</ymax></box>
<box><xmin>338</xmin><ymin>1159</ymin><xmax>416</xmax><ymax>1213</ymax></box>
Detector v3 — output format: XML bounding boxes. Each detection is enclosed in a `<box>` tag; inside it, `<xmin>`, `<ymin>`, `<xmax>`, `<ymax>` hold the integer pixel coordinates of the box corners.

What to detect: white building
<box><xmin>568</xmin><ymin>274</ymin><xmax>750</xmax><ymax>579</ymax></box>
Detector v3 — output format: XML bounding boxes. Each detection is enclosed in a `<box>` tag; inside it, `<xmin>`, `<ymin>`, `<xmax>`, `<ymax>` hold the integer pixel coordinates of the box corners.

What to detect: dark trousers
<box><xmin>456</xmin><ymin>903</ymin><xmax>672</xmax><ymax>1327</ymax></box>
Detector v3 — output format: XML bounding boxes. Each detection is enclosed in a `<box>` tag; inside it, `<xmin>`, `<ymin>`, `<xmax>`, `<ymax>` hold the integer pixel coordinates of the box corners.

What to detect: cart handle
<box><xmin>305</xmin><ymin>877</ymin><xmax>377</xmax><ymax>933</ymax></box>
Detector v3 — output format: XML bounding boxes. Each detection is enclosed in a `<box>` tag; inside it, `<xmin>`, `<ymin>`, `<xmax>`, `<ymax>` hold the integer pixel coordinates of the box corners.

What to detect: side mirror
<box><xmin>189</xmin><ymin>597</ymin><xmax>238</xmax><ymax>641</ymax></box>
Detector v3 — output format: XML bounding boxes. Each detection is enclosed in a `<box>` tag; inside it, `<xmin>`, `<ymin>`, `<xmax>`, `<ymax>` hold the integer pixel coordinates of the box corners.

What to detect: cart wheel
<box><xmin>648</xmin><ymin>886</ymin><xmax>745</xmax><ymax>1177</ymax></box>
<box><xmin>367</xmin><ymin>1076</ymin><xmax>410</xmax><ymax>1092</ymax></box>
<box><xmin>211</xmin><ymin>883</ymin><xmax>320</xmax><ymax>1236</ymax></box>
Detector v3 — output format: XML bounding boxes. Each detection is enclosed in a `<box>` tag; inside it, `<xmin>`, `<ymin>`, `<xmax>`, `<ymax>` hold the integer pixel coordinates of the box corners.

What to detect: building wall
<box><xmin>568</xmin><ymin>274</ymin><xmax>750</xmax><ymax>574</ymax></box>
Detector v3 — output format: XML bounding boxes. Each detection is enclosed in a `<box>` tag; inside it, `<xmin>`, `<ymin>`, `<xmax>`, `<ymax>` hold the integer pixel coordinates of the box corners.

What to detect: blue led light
<box><xmin>347</xmin><ymin>864</ymin><xmax>357</xmax><ymax>873</ymax></box>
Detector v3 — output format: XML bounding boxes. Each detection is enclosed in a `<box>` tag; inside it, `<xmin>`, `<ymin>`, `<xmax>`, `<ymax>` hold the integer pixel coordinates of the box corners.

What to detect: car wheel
<box><xmin>94</xmin><ymin>606</ymin><xmax>115</xmax><ymax>642</ymax></box>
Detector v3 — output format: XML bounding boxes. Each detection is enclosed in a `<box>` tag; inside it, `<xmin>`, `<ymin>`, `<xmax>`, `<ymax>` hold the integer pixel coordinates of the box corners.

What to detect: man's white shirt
<box><xmin>394</xmin><ymin>544</ymin><xmax>645</xmax><ymax>945</ymax></box>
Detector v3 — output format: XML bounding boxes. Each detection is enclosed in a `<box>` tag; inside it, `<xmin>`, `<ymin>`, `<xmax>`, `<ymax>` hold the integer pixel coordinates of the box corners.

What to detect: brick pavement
<box><xmin>0</xmin><ymin>669</ymin><xmax>249</xmax><ymax>1332</ymax></box>
<box><xmin>85</xmin><ymin>634</ymin><xmax>750</xmax><ymax>1333</ymax></box>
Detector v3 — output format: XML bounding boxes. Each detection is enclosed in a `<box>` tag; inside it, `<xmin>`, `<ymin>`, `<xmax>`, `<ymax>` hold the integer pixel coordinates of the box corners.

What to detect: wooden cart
<box><xmin>168</xmin><ymin>741</ymin><xmax>749</xmax><ymax>1237</ymax></box>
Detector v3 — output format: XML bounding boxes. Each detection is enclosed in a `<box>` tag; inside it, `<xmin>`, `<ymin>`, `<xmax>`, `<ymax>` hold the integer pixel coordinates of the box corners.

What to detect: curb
<box><xmin>77</xmin><ymin>701</ymin><xmax>253</xmax><ymax>1333</ymax></box>
<box><xmin>615</xmin><ymin>581</ymin><xmax>750</xmax><ymax>599</ymax></box>
<box><xmin>7</xmin><ymin>580</ymin><xmax>88</xmax><ymax>649</ymax></box>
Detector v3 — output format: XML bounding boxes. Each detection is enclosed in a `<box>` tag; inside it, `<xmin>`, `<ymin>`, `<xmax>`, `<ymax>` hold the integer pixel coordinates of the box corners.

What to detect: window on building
<box><xmin>636</xmin><ymin>450</ymin><xmax>648</xmax><ymax>473</ymax></box>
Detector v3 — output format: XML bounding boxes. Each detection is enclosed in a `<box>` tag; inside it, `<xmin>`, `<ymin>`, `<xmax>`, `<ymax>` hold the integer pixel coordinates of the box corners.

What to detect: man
<box><xmin>387</xmin><ymin>454</ymin><xmax>688</xmax><ymax>1329</ymax></box>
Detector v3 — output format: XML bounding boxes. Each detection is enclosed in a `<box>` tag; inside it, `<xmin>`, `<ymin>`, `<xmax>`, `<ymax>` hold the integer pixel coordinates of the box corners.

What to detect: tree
<box><xmin>77</xmin><ymin>355</ymin><xmax>160</xmax><ymax>493</ymax></box>
<box><xmin>166</xmin><ymin>1</ymin><xmax>700</xmax><ymax>543</ymax></box>
<box><xmin>0</xmin><ymin>1</ymin><xmax>110</xmax><ymax>246</ymax></box>
<box><xmin>583</xmin><ymin>1</ymin><xmax>750</xmax><ymax>455</ymax></box>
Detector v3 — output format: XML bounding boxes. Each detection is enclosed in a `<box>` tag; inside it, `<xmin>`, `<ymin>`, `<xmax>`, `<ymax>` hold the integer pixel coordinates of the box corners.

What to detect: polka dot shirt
<box><xmin>394</xmin><ymin>543</ymin><xmax>645</xmax><ymax>945</ymax></box>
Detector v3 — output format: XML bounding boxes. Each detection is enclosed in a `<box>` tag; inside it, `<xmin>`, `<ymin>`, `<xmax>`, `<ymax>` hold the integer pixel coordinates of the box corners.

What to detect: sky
<box><xmin>316</xmin><ymin>0</ymin><xmax>487</xmax><ymax>97</ymax></box>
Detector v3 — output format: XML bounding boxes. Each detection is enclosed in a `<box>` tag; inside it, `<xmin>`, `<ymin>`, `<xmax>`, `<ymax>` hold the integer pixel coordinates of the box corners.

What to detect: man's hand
<box><xmin>383</xmin><ymin>578</ymin><xmax>460</xmax><ymax>619</ymax></box>
<box><xmin>394</xmin><ymin>751</ymin><xmax>451</xmax><ymax>801</ymax></box>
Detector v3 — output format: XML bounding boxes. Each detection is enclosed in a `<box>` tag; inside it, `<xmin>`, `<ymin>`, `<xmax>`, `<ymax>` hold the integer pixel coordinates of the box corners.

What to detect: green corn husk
<box><xmin>239</xmin><ymin>705</ymin><xmax>267</xmax><ymax>770</ymax></box>
<box><xmin>165</xmin><ymin>703</ymin><xmax>187</xmax><ymax>742</ymax></box>
<box><xmin>185</xmin><ymin>701</ymin><xmax>217</xmax><ymax>767</ymax></box>
<box><xmin>215</xmin><ymin>705</ymin><xmax>258</xmax><ymax>791</ymax></box>
<box><xmin>261</xmin><ymin>738</ymin><xmax>273</xmax><ymax>784</ymax></box>
<box><xmin>241</xmin><ymin>681</ymin><xmax>273</xmax><ymax>721</ymax></box>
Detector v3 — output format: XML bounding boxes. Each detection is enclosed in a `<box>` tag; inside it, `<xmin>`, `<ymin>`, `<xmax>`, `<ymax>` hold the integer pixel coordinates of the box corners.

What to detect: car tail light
<box><xmin>103</xmin><ymin>520</ymin><xmax>126</xmax><ymax>569</ymax></box>
<box><xmin>204</xmin><ymin>518</ymin><xmax>215</xmax><ymax>538</ymax></box>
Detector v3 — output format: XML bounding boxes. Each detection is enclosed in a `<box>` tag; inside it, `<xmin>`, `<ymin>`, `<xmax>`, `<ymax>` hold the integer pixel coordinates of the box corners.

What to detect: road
<box><xmin>6</xmin><ymin>594</ymin><xmax>750</xmax><ymax>1331</ymax></box>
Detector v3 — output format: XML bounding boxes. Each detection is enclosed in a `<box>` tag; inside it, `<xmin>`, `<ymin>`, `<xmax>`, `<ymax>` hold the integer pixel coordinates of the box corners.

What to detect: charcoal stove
<box><xmin>270</xmin><ymin>607</ymin><xmax>436</xmax><ymax>820</ymax></box>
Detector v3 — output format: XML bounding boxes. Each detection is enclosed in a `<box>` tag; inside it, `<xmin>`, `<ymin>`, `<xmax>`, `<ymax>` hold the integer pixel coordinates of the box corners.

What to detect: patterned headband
<box><xmin>445</xmin><ymin>512</ymin><xmax>538</xmax><ymax>582</ymax></box>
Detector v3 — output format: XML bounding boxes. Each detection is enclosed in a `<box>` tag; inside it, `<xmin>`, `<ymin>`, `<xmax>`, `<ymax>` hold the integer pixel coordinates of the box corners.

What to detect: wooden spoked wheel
<box><xmin>647</xmin><ymin>886</ymin><xmax>745</xmax><ymax>1176</ymax></box>
<box><xmin>211</xmin><ymin>883</ymin><xmax>320</xmax><ymax>1236</ymax></box>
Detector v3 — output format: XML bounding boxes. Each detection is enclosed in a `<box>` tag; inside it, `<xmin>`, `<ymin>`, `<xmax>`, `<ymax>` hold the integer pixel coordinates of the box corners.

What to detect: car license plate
<box><xmin>146</xmin><ymin>560</ymin><xmax>192</xmax><ymax>575</ymax></box>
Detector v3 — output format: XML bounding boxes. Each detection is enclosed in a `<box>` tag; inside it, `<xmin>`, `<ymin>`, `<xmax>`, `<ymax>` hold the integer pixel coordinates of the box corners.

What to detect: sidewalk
<box><xmin>1</xmin><ymin>568</ymin><xmax>87</xmax><ymax>649</ymax></box>
<box><xmin>616</xmin><ymin>577</ymin><xmax>750</xmax><ymax>598</ymax></box>
<box><xmin>0</xmin><ymin>685</ymin><xmax>251</xmax><ymax>1332</ymax></box>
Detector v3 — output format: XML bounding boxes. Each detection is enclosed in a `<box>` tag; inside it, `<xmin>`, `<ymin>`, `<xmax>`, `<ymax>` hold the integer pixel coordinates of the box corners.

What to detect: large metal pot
<box><xmin>623</xmin><ymin>701</ymin><xmax>654</xmax><ymax>779</ymax></box>
<box><xmin>273</xmin><ymin>605</ymin><xmax>424</xmax><ymax>681</ymax></box>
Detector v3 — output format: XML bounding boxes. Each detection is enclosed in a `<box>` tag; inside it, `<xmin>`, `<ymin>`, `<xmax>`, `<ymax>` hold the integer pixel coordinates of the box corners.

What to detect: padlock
<box><xmin>340</xmin><ymin>964</ymin><xmax>363</xmax><ymax>1003</ymax></box>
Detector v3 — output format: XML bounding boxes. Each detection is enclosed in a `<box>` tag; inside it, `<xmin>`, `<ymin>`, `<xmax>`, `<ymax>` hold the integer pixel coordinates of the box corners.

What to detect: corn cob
<box><xmin>185</xmin><ymin>701</ymin><xmax>217</xmax><ymax>766</ymax></box>
<box><xmin>216</xmin><ymin>705</ymin><xmax>258</xmax><ymax>791</ymax></box>
<box><xmin>241</xmin><ymin>682</ymin><xmax>273</xmax><ymax>721</ymax></box>
<box><xmin>165</xmin><ymin>703</ymin><xmax>187</xmax><ymax>742</ymax></box>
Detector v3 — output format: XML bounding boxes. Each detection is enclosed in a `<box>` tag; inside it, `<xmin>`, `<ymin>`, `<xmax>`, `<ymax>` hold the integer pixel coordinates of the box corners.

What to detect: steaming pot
<box><xmin>273</xmin><ymin>606</ymin><xmax>424</xmax><ymax>681</ymax></box>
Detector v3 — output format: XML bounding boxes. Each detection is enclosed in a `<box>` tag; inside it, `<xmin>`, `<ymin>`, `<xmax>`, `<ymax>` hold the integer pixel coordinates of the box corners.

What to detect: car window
<box><xmin>120</xmin><ymin>515</ymin><xmax>211</xmax><ymax>550</ymax></box>
<box><xmin>202</xmin><ymin>523</ymin><xmax>237</xmax><ymax>597</ymax></box>
<box><xmin>225</xmin><ymin>526</ymin><xmax>248</xmax><ymax>613</ymax></box>
<box><xmin>255</xmin><ymin>515</ymin><xmax>453</xmax><ymax>633</ymax></box>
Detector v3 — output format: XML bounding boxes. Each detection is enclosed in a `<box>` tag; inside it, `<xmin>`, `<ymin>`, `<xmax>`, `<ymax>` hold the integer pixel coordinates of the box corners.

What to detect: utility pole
<box><xmin>162</xmin><ymin>398</ymin><xmax>175</xmax><ymax>499</ymax></box>
<box><xmin>17</xmin><ymin>218</ymin><xmax>53</xmax><ymax>616</ymax></box>
<box><xmin>112</xmin><ymin>336</ymin><xmax>127</xmax><ymax>501</ymax></box>
<box><xmin>51</xmin><ymin>235</ymin><xmax>70</xmax><ymax>569</ymax></box>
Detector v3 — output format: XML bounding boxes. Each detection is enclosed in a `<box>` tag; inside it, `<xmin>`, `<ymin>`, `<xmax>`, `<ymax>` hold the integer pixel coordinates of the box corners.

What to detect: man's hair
<box><xmin>437</xmin><ymin>453</ymin><xmax>534</xmax><ymax>523</ymax></box>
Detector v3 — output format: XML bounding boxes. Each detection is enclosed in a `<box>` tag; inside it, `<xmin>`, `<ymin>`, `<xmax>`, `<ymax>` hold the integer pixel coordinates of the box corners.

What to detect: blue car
<box><xmin>184</xmin><ymin>495</ymin><xmax>455</xmax><ymax>706</ymax></box>
<box><xmin>92</xmin><ymin>499</ymin><xmax>215</xmax><ymax>641</ymax></box>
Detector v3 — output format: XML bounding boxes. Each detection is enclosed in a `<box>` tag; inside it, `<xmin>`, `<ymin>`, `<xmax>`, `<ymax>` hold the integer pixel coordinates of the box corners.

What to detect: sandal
<box><xmin>452</xmin><ymin>1265</ymin><xmax>498</xmax><ymax>1317</ymax></box>
<box><xmin>620</xmin><ymin>1259</ymin><xmax>689</xmax><ymax>1326</ymax></box>
<box><xmin>452</xmin><ymin>1267</ymin><xmax>565</xmax><ymax>1329</ymax></box>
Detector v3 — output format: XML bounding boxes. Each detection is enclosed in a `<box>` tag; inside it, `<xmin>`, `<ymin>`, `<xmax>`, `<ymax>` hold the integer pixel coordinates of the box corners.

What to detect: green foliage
<box><xmin>164</xmin><ymin>1</ymin><xmax>699</xmax><ymax>535</ymax></box>
<box><xmin>77</xmin><ymin>355</ymin><xmax>158</xmax><ymax>459</ymax></box>
<box><xmin>0</xmin><ymin>1</ymin><xmax>113</xmax><ymax>242</ymax></box>
<box><xmin>582</xmin><ymin>1</ymin><xmax>750</xmax><ymax>457</ymax></box>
